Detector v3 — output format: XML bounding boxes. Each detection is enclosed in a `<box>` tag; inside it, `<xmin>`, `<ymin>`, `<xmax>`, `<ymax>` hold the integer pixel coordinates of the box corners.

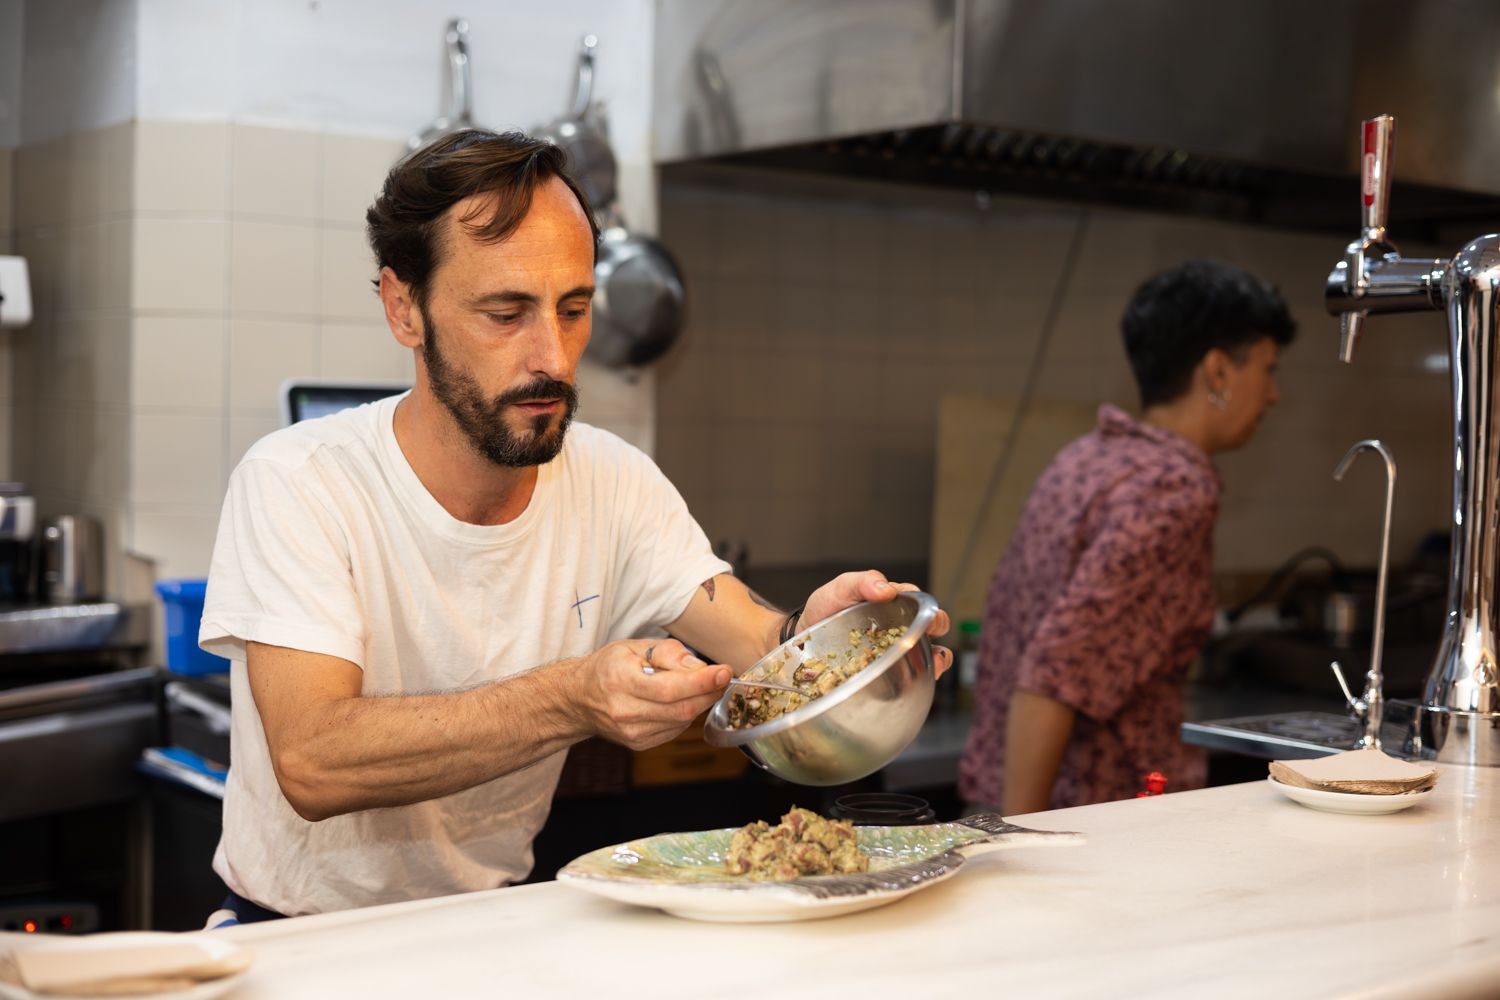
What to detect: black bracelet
<box><xmin>778</xmin><ymin>605</ymin><xmax>805</xmax><ymax>645</ymax></box>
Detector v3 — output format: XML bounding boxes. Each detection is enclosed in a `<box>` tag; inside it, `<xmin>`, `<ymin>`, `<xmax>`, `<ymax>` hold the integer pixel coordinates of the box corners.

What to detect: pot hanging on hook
<box><xmin>533</xmin><ymin>34</ymin><xmax>618</xmax><ymax>213</ymax></box>
<box><xmin>408</xmin><ymin>19</ymin><xmax>477</xmax><ymax>152</ymax></box>
<box><xmin>588</xmin><ymin>225</ymin><xmax>686</xmax><ymax>369</ymax></box>
<box><xmin>536</xmin><ymin>34</ymin><xmax>685</xmax><ymax>370</ymax></box>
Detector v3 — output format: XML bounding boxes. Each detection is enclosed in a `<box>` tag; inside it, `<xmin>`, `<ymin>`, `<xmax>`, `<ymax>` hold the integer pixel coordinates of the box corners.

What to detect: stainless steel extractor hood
<box><xmin>654</xmin><ymin>0</ymin><xmax>1500</xmax><ymax>236</ymax></box>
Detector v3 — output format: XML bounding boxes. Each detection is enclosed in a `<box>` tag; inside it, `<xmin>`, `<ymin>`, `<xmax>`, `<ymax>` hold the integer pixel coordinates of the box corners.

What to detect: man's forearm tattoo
<box><xmin>747</xmin><ymin>588</ymin><xmax>782</xmax><ymax>614</ymax></box>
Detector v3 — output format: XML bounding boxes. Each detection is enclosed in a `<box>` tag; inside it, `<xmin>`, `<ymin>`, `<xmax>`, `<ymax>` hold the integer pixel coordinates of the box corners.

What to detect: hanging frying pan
<box><xmin>534</xmin><ymin>34</ymin><xmax>618</xmax><ymax>212</ymax></box>
<box><xmin>408</xmin><ymin>19</ymin><xmax>475</xmax><ymax>152</ymax></box>
<box><xmin>587</xmin><ymin>226</ymin><xmax>685</xmax><ymax>369</ymax></box>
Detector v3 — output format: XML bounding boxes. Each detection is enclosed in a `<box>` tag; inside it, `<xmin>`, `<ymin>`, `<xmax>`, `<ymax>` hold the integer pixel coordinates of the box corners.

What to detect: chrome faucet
<box><xmin>1328</xmin><ymin>439</ymin><xmax>1397</xmax><ymax>751</ymax></box>
<box><xmin>1325</xmin><ymin>114</ymin><xmax>1500</xmax><ymax>767</ymax></box>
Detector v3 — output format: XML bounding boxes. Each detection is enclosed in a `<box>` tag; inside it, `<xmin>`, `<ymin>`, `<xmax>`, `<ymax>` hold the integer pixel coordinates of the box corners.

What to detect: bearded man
<box><xmin>199</xmin><ymin>130</ymin><xmax>951</xmax><ymax>922</ymax></box>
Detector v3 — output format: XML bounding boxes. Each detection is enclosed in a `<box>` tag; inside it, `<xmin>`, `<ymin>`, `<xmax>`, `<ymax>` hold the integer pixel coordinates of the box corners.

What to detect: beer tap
<box><xmin>1325</xmin><ymin>114</ymin><xmax>1500</xmax><ymax>766</ymax></box>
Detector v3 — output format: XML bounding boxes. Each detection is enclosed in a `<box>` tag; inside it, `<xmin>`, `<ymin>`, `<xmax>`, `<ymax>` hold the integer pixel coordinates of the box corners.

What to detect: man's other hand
<box><xmin>801</xmin><ymin>570</ymin><xmax>954</xmax><ymax>678</ymax></box>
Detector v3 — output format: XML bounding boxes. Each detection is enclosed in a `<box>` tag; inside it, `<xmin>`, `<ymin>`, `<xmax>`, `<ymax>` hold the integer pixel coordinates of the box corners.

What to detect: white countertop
<box><xmin>218</xmin><ymin>766</ymin><xmax>1500</xmax><ymax>999</ymax></box>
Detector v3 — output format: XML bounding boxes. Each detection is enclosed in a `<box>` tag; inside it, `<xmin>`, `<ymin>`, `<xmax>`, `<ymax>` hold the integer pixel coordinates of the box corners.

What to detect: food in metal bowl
<box><xmin>724</xmin><ymin>807</ymin><xmax>869</xmax><ymax>880</ymax></box>
<box><xmin>725</xmin><ymin>624</ymin><xmax>904</xmax><ymax>729</ymax></box>
<box><xmin>704</xmin><ymin>592</ymin><xmax>938</xmax><ymax>787</ymax></box>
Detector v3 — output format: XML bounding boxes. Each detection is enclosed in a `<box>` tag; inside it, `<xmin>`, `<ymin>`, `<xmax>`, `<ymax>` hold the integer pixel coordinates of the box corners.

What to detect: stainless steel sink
<box><xmin>1183</xmin><ymin>701</ymin><xmax>1420</xmax><ymax>761</ymax></box>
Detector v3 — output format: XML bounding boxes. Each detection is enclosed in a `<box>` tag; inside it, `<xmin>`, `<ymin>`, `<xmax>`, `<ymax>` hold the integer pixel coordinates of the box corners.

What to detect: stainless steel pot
<box><xmin>534</xmin><ymin>35</ymin><xmax>618</xmax><ymax>212</ymax></box>
<box><xmin>407</xmin><ymin>19</ymin><xmax>475</xmax><ymax>152</ymax></box>
<box><xmin>41</xmin><ymin>515</ymin><xmax>104</xmax><ymax>604</ymax></box>
<box><xmin>587</xmin><ymin>226</ymin><xmax>686</xmax><ymax>368</ymax></box>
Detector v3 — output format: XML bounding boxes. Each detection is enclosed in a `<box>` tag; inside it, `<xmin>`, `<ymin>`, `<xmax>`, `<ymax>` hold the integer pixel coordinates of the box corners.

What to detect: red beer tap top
<box><xmin>1136</xmin><ymin>771</ymin><xmax>1168</xmax><ymax>797</ymax></box>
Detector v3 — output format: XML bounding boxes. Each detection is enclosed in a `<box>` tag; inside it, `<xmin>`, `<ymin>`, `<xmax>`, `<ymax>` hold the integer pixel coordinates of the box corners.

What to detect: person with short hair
<box><xmin>958</xmin><ymin>260</ymin><xmax>1295</xmax><ymax>814</ymax></box>
<box><xmin>201</xmin><ymin>130</ymin><xmax>952</xmax><ymax>920</ymax></box>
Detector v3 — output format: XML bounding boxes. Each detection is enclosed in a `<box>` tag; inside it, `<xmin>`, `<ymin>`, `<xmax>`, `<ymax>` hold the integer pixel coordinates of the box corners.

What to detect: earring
<box><xmin>1207</xmin><ymin>388</ymin><xmax>1231</xmax><ymax>410</ymax></box>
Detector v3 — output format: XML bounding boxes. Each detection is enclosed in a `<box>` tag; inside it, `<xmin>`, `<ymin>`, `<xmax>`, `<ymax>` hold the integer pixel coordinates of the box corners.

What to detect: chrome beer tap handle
<box><xmin>1331</xmin><ymin>439</ymin><xmax>1397</xmax><ymax>750</ymax></box>
<box><xmin>1343</xmin><ymin>117</ymin><xmax>1394</xmax><ymax>360</ymax></box>
<box><xmin>1332</xmin><ymin>116</ymin><xmax>1391</xmax><ymax>362</ymax></box>
<box><xmin>1325</xmin><ymin>116</ymin><xmax>1445</xmax><ymax>363</ymax></box>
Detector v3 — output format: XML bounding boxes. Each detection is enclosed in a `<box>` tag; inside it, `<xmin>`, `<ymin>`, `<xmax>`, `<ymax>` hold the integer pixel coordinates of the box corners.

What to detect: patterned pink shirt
<box><xmin>958</xmin><ymin>404</ymin><xmax>1220</xmax><ymax>810</ymax></box>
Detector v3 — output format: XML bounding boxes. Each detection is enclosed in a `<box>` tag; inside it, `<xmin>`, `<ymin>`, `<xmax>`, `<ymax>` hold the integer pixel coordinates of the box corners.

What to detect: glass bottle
<box><xmin>957</xmin><ymin>619</ymin><xmax>982</xmax><ymax>711</ymax></box>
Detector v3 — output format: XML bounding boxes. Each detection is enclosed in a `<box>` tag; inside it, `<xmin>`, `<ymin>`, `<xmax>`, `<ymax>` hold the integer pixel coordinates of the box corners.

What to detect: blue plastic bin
<box><xmin>155</xmin><ymin>579</ymin><xmax>230</xmax><ymax>675</ymax></box>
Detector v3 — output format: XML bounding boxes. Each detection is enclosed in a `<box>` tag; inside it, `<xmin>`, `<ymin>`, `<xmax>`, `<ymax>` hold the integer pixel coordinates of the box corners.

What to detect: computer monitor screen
<box><xmin>280</xmin><ymin>379</ymin><xmax>411</xmax><ymax>425</ymax></box>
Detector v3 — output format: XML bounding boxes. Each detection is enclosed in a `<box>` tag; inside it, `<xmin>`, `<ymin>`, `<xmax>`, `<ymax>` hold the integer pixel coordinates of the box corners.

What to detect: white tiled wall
<box><xmin>120</xmin><ymin>122</ymin><xmax>411</xmax><ymax>579</ymax></box>
<box><xmin>655</xmin><ymin>168</ymin><xmax>1455</xmax><ymax>583</ymax></box>
<box><xmin>9</xmin><ymin>125</ymin><xmax>134</xmax><ymax>592</ymax></box>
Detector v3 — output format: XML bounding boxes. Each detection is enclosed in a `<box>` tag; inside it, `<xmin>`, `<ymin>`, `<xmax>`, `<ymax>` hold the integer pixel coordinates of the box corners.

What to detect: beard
<box><xmin>419</xmin><ymin>304</ymin><xmax>579</xmax><ymax>468</ymax></box>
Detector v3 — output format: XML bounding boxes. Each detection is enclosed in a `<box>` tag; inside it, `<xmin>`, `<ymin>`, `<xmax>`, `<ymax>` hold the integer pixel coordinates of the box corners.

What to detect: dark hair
<box><xmin>366</xmin><ymin>129</ymin><xmax>599</xmax><ymax>306</ymax></box>
<box><xmin>1121</xmin><ymin>260</ymin><xmax>1296</xmax><ymax>408</ymax></box>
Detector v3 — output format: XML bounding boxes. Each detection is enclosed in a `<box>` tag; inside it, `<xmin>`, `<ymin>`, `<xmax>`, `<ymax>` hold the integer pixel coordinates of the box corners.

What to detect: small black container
<box><xmin>829</xmin><ymin>792</ymin><xmax>935</xmax><ymax>826</ymax></box>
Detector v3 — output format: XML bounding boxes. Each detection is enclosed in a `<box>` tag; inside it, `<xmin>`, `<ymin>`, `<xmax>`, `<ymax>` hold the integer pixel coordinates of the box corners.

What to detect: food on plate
<box><xmin>724</xmin><ymin>807</ymin><xmax>869</xmax><ymax>879</ymax></box>
<box><xmin>724</xmin><ymin>623</ymin><xmax>904</xmax><ymax>729</ymax></box>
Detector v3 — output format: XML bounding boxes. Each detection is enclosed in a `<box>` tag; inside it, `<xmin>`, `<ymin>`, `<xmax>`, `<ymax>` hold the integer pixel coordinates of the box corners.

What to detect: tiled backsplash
<box><xmin>8</xmin><ymin>124</ymin><xmax>133</xmax><ymax>596</ymax></box>
<box><xmin>4</xmin><ymin>121</ymin><xmax>653</xmax><ymax>588</ymax></box>
<box><xmin>654</xmin><ymin>167</ymin><xmax>1454</xmax><ymax>594</ymax></box>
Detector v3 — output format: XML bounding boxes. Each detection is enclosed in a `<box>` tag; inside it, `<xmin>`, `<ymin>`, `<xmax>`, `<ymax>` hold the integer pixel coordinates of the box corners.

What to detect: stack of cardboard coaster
<box><xmin>1269</xmin><ymin>746</ymin><xmax>1438</xmax><ymax>795</ymax></box>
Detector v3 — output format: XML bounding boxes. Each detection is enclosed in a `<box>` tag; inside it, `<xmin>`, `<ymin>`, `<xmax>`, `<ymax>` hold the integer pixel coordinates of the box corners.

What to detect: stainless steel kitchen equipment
<box><xmin>0</xmin><ymin>667</ymin><xmax>157</xmax><ymax>823</ymax></box>
<box><xmin>724</xmin><ymin>675</ymin><xmax>805</xmax><ymax>696</ymax></box>
<box><xmin>653</xmin><ymin>1</ymin><xmax>1500</xmax><ymax>231</ymax></box>
<box><xmin>588</xmin><ymin>226</ymin><xmax>686</xmax><ymax>369</ymax></box>
<box><xmin>1326</xmin><ymin>439</ymin><xmax>1397</xmax><ymax>751</ymax></box>
<box><xmin>0</xmin><ymin>483</ymin><xmax>36</xmax><ymax>603</ymax></box>
<box><xmin>1325</xmin><ymin>115</ymin><xmax>1500</xmax><ymax>767</ymax></box>
<box><xmin>0</xmin><ymin>606</ymin><xmax>154</xmax><ymax>930</ymax></box>
<box><xmin>41</xmin><ymin>514</ymin><xmax>104</xmax><ymax>604</ymax></box>
<box><xmin>1184</xmin><ymin>705</ymin><xmax>1418</xmax><ymax>763</ymax></box>
<box><xmin>704</xmin><ymin>592</ymin><xmax>938</xmax><ymax>785</ymax></box>
<box><xmin>0</xmin><ymin>602</ymin><xmax>147</xmax><ymax>656</ymax></box>
<box><xmin>407</xmin><ymin>18</ymin><xmax>475</xmax><ymax>152</ymax></box>
<box><xmin>533</xmin><ymin>34</ymin><xmax>618</xmax><ymax>213</ymax></box>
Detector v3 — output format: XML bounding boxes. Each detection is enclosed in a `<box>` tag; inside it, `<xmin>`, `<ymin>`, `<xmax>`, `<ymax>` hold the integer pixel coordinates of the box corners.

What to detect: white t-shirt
<box><xmin>200</xmin><ymin>394</ymin><xmax>729</xmax><ymax>915</ymax></box>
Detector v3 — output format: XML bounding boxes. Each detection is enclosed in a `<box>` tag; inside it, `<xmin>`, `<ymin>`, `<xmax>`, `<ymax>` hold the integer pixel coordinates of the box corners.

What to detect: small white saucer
<box><xmin>1267</xmin><ymin>776</ymin><xmax>1433</xmax><ymax>815</ymax></box>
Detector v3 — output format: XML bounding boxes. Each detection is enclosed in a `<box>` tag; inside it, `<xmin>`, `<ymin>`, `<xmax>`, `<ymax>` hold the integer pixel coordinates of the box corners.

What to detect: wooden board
<box><xmin>929</xmin><ymin>395</ymin><xmax>1099</xmax><ymax>625</ymax></box>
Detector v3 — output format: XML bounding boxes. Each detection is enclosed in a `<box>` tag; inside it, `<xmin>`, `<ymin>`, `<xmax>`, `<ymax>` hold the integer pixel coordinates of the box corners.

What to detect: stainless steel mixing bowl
<box><xmin>703</xmin><ymin>592</ymin><xmax>937</xmax><ymax>786</ymax></box>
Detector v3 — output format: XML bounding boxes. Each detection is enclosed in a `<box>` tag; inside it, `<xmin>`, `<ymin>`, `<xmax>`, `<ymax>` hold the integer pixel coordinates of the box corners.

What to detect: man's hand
<box><xmin>801</xmin><ymin>570</ymin><xmax>954</xmax><ymax>677</ymax></box>
<box><xmin>571</xmin><ymin>638</ymin><xmax>731</xmax><ymax>750</ymax></box>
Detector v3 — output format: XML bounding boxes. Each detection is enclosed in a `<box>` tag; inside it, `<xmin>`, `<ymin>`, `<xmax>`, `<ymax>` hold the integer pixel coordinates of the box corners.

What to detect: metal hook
<box><xmin>569</xmin><ymin>34</ymin><xmax>599</xmax><ymax>121</ymax></box>
<box><xmin>1331</xmin><ymin>438</ymin><xmax>1397</xmax><ymax>749</ymax></box>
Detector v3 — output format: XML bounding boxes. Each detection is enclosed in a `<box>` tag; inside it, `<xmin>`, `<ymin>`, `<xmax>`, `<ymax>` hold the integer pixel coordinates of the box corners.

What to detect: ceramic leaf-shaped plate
<box><xmin>557</xmin><ymin>813</ymin><xmax>1083</xmax><ymax>922</ymax></box>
